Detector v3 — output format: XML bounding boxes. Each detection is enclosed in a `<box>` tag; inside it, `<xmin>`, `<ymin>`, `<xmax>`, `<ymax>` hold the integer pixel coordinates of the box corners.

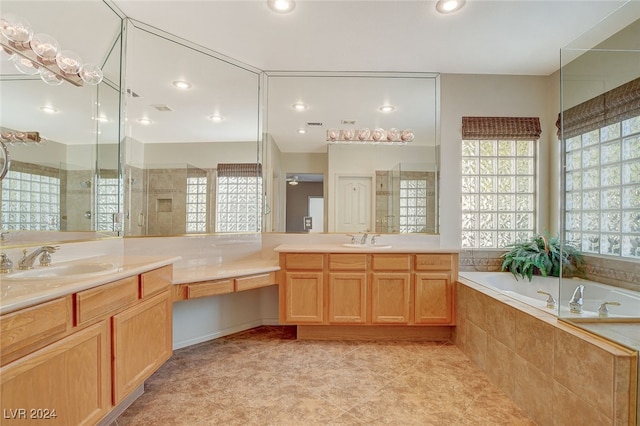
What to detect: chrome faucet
<box><xmin>569</xmin><ymin>284</ymin><xmax>584</xmax><ymax>314</ymax></box>
<box><xmin>360</xmin><ymin>233</ymin><xmax>369</xmax><ymax>245</ymax></box>
<box><xmin>536</xmin><ymin>290</ymin><xmax>557</xmax><ymax>309</ymax></box>
<box><xmin>598</xmin><ymin>301</ymin><xmax>621</xmax><ymax>317</ymax></box>
<box><xmin>0</xmin><ymin>253</ymin><xmax>12</xmax><ymax>273</ymax></box>
<box><xmin>18</xmin><ymin>246</ymin><xmax>59</xmax><ymax>270</ymax></box>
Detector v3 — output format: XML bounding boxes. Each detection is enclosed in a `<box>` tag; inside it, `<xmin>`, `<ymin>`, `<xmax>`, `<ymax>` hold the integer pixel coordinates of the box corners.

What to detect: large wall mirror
<box><xmin>122</xmin><ymin>21</ymin><xmax>262</xmax><ymax>236</ymax></box>
<box><xmin>263</xmin><ymin>72</ymin><xmax>440</xmax><ymax>234</ymax></box>
<box><xmin>0</xmin><ymin>0</ymin><xmax>123</xmax><ymax>244</ymax></box>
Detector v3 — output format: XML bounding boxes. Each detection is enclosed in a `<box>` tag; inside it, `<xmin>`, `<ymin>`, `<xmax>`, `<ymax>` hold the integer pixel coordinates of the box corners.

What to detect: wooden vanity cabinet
<box><xmin>328</xmin><ymin>254</ymin><xmax>367</xmax><ymax>324</ymax></box>
<box><xmin>370</xmin><ymin>254</ymin><xmax>411</xmax><ymax>324</ymax></box>
<box><xmin>0</xmin><ymin>265</ymin><xmax>174</xmax><ymax>424</ymax></box>
<box><xmin>414</xmin><ymin>254</ymin><xmax>457</xmax><ymax>325</ymax></box>
<box><xmin>279</xmin><ymin>253</ymin><xmax>324</xmax><ymax>323</ymax></box>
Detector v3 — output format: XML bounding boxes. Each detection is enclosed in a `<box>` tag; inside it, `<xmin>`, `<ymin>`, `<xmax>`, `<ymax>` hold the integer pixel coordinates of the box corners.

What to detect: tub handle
<box><xmin>537</xmin><ymin>290</ymin><xmax>557</xmax><ymax>309</ymax></box>
<box><xmin>598</xmin><ymin>301</ymin><xmax>621</xmax><ymax>317</ymax></box>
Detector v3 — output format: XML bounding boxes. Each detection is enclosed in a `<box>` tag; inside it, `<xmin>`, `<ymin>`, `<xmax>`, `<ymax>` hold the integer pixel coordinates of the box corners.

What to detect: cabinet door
<box><xmin>0</xmin><ymin>321</ymin><xmax>110</xmax><ymax>426</ymax></box>
<box><xmin>370</xmin><ymin>273</ymin><xmax>410</xmax><ymax>324</ymax></box>
<box><xmin>112</xmin><ymin>290</ymin><xmax>172</xmax><ymax>404</ymax></box>
<box><xmin>328</xmin><ymin>273</ymin><xmax>367</xmax><ymax>324</ymax></box>
<box><xmin>414</xmin><ymin>272</ymin><xmax>453</xmax><ymax>324</ymax></box>
<box><xmin>284</xmin><ymin>272</ymin><xmax>324</xmax><ymax>323</ymax></box>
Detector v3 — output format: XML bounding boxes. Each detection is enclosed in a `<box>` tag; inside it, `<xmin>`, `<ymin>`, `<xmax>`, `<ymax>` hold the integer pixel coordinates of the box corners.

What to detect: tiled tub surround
<box><xmin>456</xmin><ymin>273</ymin><xmax>638</xmax><ymax>426</ymax></box>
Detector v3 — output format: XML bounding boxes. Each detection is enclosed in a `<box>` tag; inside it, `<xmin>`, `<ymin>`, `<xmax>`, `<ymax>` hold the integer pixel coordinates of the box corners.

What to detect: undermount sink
<box><xmin>341</xmin><ymin>243</ymin><xmax>392</xmax><ymax>249</ymax></box>
<box><xmin>2</xmin><ymin>262</ymin><xmax>117</xmax><ymax>281</ymax></box>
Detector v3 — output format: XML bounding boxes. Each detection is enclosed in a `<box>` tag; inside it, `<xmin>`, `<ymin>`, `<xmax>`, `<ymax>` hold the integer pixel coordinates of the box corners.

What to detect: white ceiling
<box><xmin>1</xmin><ymin>0</ymin><xmax>638</xmax><ymax>153</ymax></box>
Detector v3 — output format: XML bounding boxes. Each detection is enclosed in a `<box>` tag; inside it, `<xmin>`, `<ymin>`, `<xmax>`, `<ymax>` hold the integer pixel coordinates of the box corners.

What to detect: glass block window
<box><xmin>216</xmin><ymin>163</ymin><xmax>262</xmax><ymax>233</ymax></box>
<box><xmin>564</xmin><ymin>115</ymin><xmax>640</xmax><ymax>258</ymax></box>
<box><xmin>461</xmin><ymin>139</ymin><xmax>536</xmax><ymax>248</ymax></box>
<box><xmin>186</xmin><ymin>176</ymin><xmax>207</xmax><ymax>233</ymax></box>
<box><xmin>1</xmin><ymin>170</ymin><xmax>60</xmax><ymax>230</ymax></box>
<box><xmin>399</xmin><ymin>179</ymin><xmax>428</xmax><ymax>233</ymax></box>
<box><xmin>96</xmin><ymin>177</ymin><xmax>123</xmax><ymax>232</ymax></box>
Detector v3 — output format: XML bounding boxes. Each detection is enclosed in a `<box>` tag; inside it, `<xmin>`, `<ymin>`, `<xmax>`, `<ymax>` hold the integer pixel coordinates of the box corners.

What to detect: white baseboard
<box><xmin>173</xmin><ymin>319</ymin><xmax>264</xmax><ymax>350</ymax></box>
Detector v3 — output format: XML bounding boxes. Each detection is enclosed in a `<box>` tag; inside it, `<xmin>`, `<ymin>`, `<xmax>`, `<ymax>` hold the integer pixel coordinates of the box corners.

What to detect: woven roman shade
<box><xmin>216</xmin><ymin>163</ymin><xmax>262</xmax><ymax>177</ymax></box>
<box><xmin>556</xmin><ymin>77</ymin><xmax>640</xmax><ymax>138</ymax></box>
<box><xmin>462</xmin><ymin>117</ymin><xmax>542</xmax><ymax>140</ymax></box>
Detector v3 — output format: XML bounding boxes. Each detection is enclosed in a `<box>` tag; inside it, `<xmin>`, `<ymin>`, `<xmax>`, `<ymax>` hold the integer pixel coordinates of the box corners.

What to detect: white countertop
<box><xmin>0</xmin><ymin>255</ymin><xmax>179</xmax><ymax>315</ymax></box>
<box><xmin>273</xmin><ymin>243</ymin><xmax>460</xmax><ymax>253</ymax></box>
<box><xmin>172</xmin><ymin>259</ymin><xmax>280</xmax><ymax>284</ymax></box>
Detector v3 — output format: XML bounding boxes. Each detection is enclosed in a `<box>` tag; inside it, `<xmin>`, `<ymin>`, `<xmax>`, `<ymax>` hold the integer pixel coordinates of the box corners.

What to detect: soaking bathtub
<box><xmin>458</xmin><ymin>271</ymin><xmax>640</xmax><ymax>319</ymax></box>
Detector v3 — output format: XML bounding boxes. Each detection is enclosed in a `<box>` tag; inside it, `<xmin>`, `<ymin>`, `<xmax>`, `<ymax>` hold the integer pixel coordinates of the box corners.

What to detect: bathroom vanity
<box><xmin>275</xmin><ymin>245</ymin><xmax>458</xmax><ymax>340</ymax></box>
<box><xmin>0</xmin><ymin>262</ymin><xmax>174</xmax><ymax>425</ymax></box>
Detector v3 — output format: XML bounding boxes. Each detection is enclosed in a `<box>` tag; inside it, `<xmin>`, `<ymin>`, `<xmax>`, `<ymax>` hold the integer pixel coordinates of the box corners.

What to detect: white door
<box><xmin>336</xmin><ymin>176</ymin><xmax>372</xmax><ymax>232</ymax></box>
<box><xmin>308</xmin><ymin>196</ymin><xmax>324</xmax><ymax>232</ymax></box>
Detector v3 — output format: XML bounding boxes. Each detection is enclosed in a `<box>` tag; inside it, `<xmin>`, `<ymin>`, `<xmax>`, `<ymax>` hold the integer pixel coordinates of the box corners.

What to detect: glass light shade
<box><xmin>0</xmin><ymin>14</ymin><xmax>33</xmax><ymax>43</ymax></box>
<box><xmin>343</xmin><ymin>129</ymin><xmax>355</xmax><ymax>141</ymax></box>
<box><xmin>30</xmin><ymin>33</ymin><xmax>59</xmax><ymax>60</ymax></box>
<box><xmin>327</xmin><ymin>129</ymin><xmax>340</xmax><ymax>141</ymax></box>
<box><xmin>357</xmin><ymin>128</ymin><xmax>371</xmax><ymax>141</ymax></box>
<box><xmin>12</xmin><ymin>55</ymin><xmax>39</xmax><ymax>75</ymax></box>
<box><xmin>1</xmin><ymin>47</ymin><xmax>15</xmax><ymax>60</ymax></box>
<box><xmin>401</xmin><ymin>129</ymin><xmax>415</xmax><ymax>142</ymax></box>
<box><xmin>372</xmin><ymin>128</ymin><xmax>385</xmax><ymax>141</ymax></box>
<box><xmin>39</xmin><ymin>68</ymin><xmax>63</xmax><ymax>85</ymax></box>
<box><xmin>79</xmin><ymin>63</ymin><xmax>103</xmax><ymax>85</ymax></box>
<box><xmin>387</xmin><ymin>128</ymin><xmax>400</xmax><ymax>141</ymax></box>
<box><xmin>55</xmin><ymin>50</ymin><xmax>82</xmax><ymax>74</ymax></box>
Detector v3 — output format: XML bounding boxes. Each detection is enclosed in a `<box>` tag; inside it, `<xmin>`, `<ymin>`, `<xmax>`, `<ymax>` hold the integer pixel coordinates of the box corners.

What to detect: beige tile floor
<box><xmin>116</xmin><ymin>326</ymin><xmax>536</xmax><ymax>426</ymax></box>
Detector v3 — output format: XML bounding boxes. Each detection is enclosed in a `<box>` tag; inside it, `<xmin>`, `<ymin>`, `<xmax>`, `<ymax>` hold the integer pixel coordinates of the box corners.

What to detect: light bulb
<box><xmin>79</xmin><ymin>63</ymin><xmax>103</xmax><ymax>85</ymax></box>
<box><xmin>401</xmin><ymin>129</ymin><xmax>415</xmax><ymax>142</ymax></box>
<box><xmin>327</xmin><ymin>129</ymin><xmax>340</xmax><ymax>141</ymax></box>
<box><xmin>357</xmin><ymin>128</ymin><xmax>371</xmax><ymax>141</ymax></box>
<box><xmin>387</xmin><ymin>128</ymin><xmax>400</xmax><ymax>141</ymax></box>
<box><xmin>12</xmin><ymin>55</ymin><xmax>39</xmax><ymax>75</ymax></box>
<box><xmin>343</xmin><ymin>129</ymin><xmax>355</xmax><ymax>141</ymax></box>
<box><xmin>30</xmin><ymin>33</ymin><xmax>59</xmax><ymax>60</ymax></box>
<box><xmin>55</xmin><ymin>50</ymin><xmax>82</xmax><ymax>74</ymax></box>
<box><xmin>372</xmin><ymin>128</ymin><xmax>385</xmax><ymax>141</ymax></box>
<box><xmin>0</xmin><ymin>14</ymin><xmax>33</xmax><ymax>43</ymax></box>
<box><xmin>40</xmin><ymin>68</ymin><xmax>63</xmax><ymax>85</ymax></box>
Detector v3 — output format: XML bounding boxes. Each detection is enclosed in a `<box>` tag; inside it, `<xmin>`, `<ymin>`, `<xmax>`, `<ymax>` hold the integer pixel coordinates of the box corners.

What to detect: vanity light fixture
<box><xmin>379</xmin><ymin>105</ymin><xmax>396</xmax><ymax>113</ymax></box>
<box><xmin>0</xmin><ymin>13</ymin><xmax>104</xmax><ymax>87</ymax></box>
<box><xmin>137</xmin><ymin>118</ymin><xmax>152</xmax><ymax>125</ymax></box>
<box><xmin>39</xmin><ymin>106</ymin><xmax>58</xmax><ymax>114</ymax></box>
<box><xmin>267</xmin><ymin>0</ymin><xmax>296</xmax><ymax>13</ymax></box>
<box><xmin>0</xmin><ymin>129</ymin><xmax>42</xmax><ymax>145</ymax></box>
<box><xmin>208</xmin><ymin>115</ymin><xmax>224</xmax><ymax>122</ymax></box>
<box><xmin>435</xmin><ymin>0</ymin><xmax>466</xmax><ymax>14</ymax></box>
<box><xmin>327</xmin><ymin>128</ymin><xmax>415</xmax><ymax>145</ymax></box>
<box><xmin>292</xmin><ymin>102</ymin><xmax>308</xmax><ymax>111</ymax></box>
<box><xmin>172</xmin><ymin>80</ymin><xmax>192</xmax><ymax>90</ymax></box>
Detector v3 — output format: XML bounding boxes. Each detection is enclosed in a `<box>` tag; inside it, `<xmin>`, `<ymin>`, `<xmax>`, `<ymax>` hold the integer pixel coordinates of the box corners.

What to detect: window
<box><xmin>564</xmin><ymin>116</ymin><xmax>640</xmax><ymax>258</ymax></box>
<box><xmin>560</xmin><ymin>77</ymin><xmax>640</xmax><ymax>259</ymax></box>
<box><xmin>215</xmin><ymin>163</ymin><xmax>262</xmax><ymax>232</ymax></box>
<box><xmin>186</xmin><ymin>176</ymin><xmax>207</xmax><ymax>233</ymax></box>
<box><xmin>460</xmin><ymin>117</ymin><xmax>541</xmax><ymax>249</ymax></box>
<box><xmin>96</xmin><ymin>177</ymin><xmax>123</xmax><ymax>232</ymax></box>
<box><xmin>1</xmin><ymin>170</ymin><xmax>60</xmax><ymax>230</ymax></box>
<box><xmin>399</xmin><ymin>178</ymin><xmax>429</xmax><ymax>233</ymax></box>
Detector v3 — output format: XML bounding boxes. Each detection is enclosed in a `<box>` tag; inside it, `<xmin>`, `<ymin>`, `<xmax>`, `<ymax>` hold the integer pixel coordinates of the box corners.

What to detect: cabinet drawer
<box><xmin>141</xmin><ymin>265</ymin><xmax>172</xmax><ymax>298</ymax></box>
<box><xmin>76</xmin><ymin>276</ymin><xmax>139</xmax><ymax>326</ymax></box>
<box><xmin>371</xmin><ymin>254</ymin><xmax>411</xmax><ymax>271</ymax></box>
<box><xmin>415</xmin><ymin>254</ymin><xmax>454</xmax><ymax>271</ymax></box>
<box><xmin>187</xmin><ymin>279</ymin><xmax>234</xmax><ymax>299</ymax></box>
<box><xmin>235</xmin><ymin>272</ymin><xmax>276</xmax><ymax>292</ymax></box>
<box><xmin>329</xmin><ymin>254</ymin><xmax>367</xmax><ymax>270</ymax></box>
<box><xmin>284</xmin><ymin>253</ymin><xmax>324</xmax><ymax>270</ymax></box>
<box><xmin>1</xmin><ymin>296</ymin><xmax>72</xmax><ymax>366</ymax></box>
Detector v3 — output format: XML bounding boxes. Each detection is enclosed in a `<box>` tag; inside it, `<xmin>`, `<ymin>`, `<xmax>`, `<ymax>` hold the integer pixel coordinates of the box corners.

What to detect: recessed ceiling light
<box><xmin>137</xmin><ymin>118</ymin><xmax>152</xmax><ymax>125</ymax></box>
<box><xmin>292</xmin><ymin>102</ymin><xmax>308</xmax><ymax>111</ymax></box>
<box><xmin>297</xmin><ymin>129</ymin><xmax>306</xmax><ymax>134</ymax></box>
<box><xmin>40</xmin><ymin>106</ymin><xmax>58</xmax><ymax>114</ymax></box>
<box><xmin>379</xmin><ymin>105</ymin><xmax>396</xmax><ymax>113</ymax></box>
<box><xmin>172</xmin><ymin>80</ymin><xmax>192</xmax><ymax>90</ymax></box>
<box><xmin>436</xmin><ymin>0</ymin><xmax>466</xmax><ymax>14</ymax></box>
<box><xmin>267</xmin><ymin>0</ymin><xmax>295</xmax><ymax>13</ymax></box>
<box><xmin>208</xmin><ymin>115</ymin><xmax>224</xmax><ymax>122</ymax></box>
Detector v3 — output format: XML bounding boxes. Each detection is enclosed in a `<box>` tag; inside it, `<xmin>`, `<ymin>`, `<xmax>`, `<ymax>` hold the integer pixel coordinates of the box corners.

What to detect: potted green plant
<box><xmin>500</xmin><ymin>234</ymin><xmax>584</xmax><ymax>281</ymax></box>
